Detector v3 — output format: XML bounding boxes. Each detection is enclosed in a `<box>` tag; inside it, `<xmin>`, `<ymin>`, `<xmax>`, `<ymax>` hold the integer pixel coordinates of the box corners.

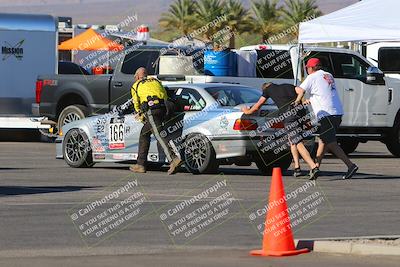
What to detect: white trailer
<box><xmin>0</xmin><ymin>13</ymin><xmax>57</xmax><ymax>129</ymax></box>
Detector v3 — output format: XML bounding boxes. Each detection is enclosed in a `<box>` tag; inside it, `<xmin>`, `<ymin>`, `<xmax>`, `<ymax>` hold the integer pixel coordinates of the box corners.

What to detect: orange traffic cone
<box><xmin>250</xmin><ymin>167</ymin><xmax>309</xmax><ymax>257</ymax></box>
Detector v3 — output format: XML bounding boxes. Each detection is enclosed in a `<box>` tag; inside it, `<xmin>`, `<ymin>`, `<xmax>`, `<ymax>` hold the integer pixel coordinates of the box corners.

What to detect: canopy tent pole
<box><xmin>294</xmin><ymin>43</ymin><xmax>304</xmax><ymax>86</ymax></box>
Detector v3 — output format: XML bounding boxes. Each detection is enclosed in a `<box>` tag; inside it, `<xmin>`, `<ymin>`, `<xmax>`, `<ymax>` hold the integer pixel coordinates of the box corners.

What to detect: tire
<box><xmin>254</xmin><ymin>151</ymin><xmax>292</xmax><ymax>176</ymax></box>
<box><xmin>183</xmin><ymin>134</ymin><xmax>219</xmax><ymax>174</ymax></box>
<box><xmin>386</xmin><ymin>121</ymin><xmax>400</xmax><ymax>157</ymax></box>
<box><xmin>58</xmin><ymin>105</ymin><xmax>88</xmax><ymax>131</ymax></box>
<box><xmin>337</xmin><ymin>137</ymin><xmax>359</xmax><ymax>155</ymax></box>
<box><xmin>63</xmin><ymin>128</ymin><xmax>94</xmax><ymax>168</ymax></box>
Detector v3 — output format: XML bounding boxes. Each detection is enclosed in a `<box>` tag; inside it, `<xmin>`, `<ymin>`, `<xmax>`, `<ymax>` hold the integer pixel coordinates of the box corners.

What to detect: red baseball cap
<box><xmin>306</xmin><ymin>58</ymin><xmax>321</xmax><ymax>68</ymax></box>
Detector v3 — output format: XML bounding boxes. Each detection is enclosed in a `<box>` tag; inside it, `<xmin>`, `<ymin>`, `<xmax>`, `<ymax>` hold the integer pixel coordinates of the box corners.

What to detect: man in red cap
<box><xmin>294</xmin><ymin>58</ymin><xmax>358</xmax><ymax>180</ymax></box>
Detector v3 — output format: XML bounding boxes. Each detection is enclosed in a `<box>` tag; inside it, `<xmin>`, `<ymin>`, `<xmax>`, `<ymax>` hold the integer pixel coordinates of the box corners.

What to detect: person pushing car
<box><xmin>294</xmin><ymin>58</ymin><xmax>358</xmax><ymax>179</ymax></box>
<box><xmin>129</xmin><ymin>67</ymin><xmax>182</xmax><ymax>175</ymax></box>
<box><xmin>242</xmin><ymin>82</ymin><xmax>320</xmax><ymax>180</ymax></box>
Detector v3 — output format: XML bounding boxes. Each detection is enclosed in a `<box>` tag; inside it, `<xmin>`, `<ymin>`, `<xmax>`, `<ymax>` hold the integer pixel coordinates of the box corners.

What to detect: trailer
<box><xmin>0</xmin><ymin>13</ymin><xmax>57</xmax><ymax>130</ymax></box>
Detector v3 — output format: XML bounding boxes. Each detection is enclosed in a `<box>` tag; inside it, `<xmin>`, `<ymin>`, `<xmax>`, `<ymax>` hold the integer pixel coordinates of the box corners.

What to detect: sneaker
<box><xmin>129</xmin><ymin>164</ymin><xmax>146</xmax><ymax>173</ymax></box>
<box><xmin>168</xmin><ymin>158</ymin><xmax>182</xmax><ymax>175</ymax></box>
<box><xmin>293</xmin><ymin>168</ymin><xmax>302</xmax><ymax>178</ymax></box>
<box><xmin>309</xmin><ymin>167</ymin><xmax>320</xmax><ymax>180</ymax></box>
<box><xmin>343</xmin><ymin>164</ymin><xmax>358</xmax><ymax>179</ymax></box>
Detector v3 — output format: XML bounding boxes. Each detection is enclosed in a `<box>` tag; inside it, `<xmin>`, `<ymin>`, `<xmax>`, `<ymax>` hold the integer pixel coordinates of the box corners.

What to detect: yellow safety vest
<box><xmin>131</xmin><ymin>78</ymin><xmax>168</xmax><ymax>112</ymax></box>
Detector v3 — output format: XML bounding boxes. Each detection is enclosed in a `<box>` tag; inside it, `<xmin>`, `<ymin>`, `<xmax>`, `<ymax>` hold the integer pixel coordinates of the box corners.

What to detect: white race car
<box><xmin>56</xmin><ymin>83</ymin><xmax>296</xmax><ymax>174</ymax></box>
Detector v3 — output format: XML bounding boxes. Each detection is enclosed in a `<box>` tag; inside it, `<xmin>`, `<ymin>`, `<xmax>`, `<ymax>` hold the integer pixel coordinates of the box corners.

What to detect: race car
<box><xmin>56</xmin><ymin>83</ymin><xmax>295</xmax><ymax>174</ymax></box>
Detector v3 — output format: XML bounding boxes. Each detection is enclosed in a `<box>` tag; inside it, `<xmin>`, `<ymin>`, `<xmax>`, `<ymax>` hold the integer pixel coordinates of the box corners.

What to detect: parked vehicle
<box><xmin>183</xmin><ymin>45</ymin><xmax>400</xmax><ymax>156</ymax></box>
<box><xmin>0</xmin><ymin>13</ymin><xmax>57</xmax><ymax>130</ymax></box>
<box><xmin>37</xmin><ymin>46</ymin><xmax>203</xmax><ymax>132</ymax></box>
<box><xmin>56</xmin><ymin>83</ymin><xmax>293</xmax><ymax>174</ymax></box>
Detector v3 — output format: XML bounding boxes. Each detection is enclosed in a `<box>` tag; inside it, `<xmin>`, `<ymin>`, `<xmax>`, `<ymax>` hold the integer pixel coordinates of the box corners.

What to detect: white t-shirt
<box><xmin>300</xmin><ymin>70</ymin><xmax>343</xmax><ymax>120</ymax></box>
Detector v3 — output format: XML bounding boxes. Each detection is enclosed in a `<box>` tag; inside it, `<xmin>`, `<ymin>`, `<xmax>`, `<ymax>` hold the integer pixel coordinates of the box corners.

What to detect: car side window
<box><xmin>121</xmin><ymin>50</ymin><xmax>160</xmax><ymax>75</ymax></box>
<box><xmin>305</xmin><ymin>51</ymin><xmax>335</xmax><ymax>74</ymax></box>
<box><xmin>331</xmin><ymin>53</ymin><xmax>369</xmax><ymax>81</ymax></box>
<box><xmin>256</xmin><ymin>50</ymin><xmax>294</xmax><ymax>79</ymax></box>
<box><xmin>378</xmin><ymin>47</ymin><xmax>400</xmax><ymax>73</ymax></box>
<box><xmin>171</xmin><ymin>88</ymin><xmax>206</xmax><ymax>111</ymax></box>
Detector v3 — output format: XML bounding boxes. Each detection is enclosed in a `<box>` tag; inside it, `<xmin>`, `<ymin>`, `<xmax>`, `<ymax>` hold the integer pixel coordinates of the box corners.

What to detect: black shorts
<box><xmin>319</xmin><ymin>115</ymin><xmax>342</xmax><ymax>144</ymax></box>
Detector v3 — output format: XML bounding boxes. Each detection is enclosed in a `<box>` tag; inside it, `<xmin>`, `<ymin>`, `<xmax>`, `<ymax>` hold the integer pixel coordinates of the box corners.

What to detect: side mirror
<box><xmin>366</xmin><ymin>66</ymin><xmax>385</xmax><ymax>85</ymax></box>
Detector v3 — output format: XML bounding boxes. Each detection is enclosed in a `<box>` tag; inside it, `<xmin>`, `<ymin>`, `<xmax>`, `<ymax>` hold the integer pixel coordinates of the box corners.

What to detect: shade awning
<box><xmin>299</xmin><ymin>0</ymin><xmax>400</xmax><ymax>44</ymax></box>
<box><xmin>58</xmin><ymin>28</ymin><xmax>123</xmax><ymax>51</ymax></box>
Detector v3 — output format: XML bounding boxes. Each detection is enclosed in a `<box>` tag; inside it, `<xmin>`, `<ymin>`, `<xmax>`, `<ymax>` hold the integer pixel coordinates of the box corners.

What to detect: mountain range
<box><xmin>0</xmin><ymin>0</ymin><xmax>359</xmax><ymax>28</ymax></box>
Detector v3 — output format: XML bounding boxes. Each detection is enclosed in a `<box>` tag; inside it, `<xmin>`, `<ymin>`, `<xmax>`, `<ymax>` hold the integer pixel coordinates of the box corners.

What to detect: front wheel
<box><xmin>63</xmin><ymin>128</ymin><xmax>94</xmax><ymax>168</ymax></box>
<box><xmin>183</xmin><ymin>134</ymin><xmax>219</xmax><ymax>174</ymax></box>
<box><xmin>386</xmin><ymin>122</ymin><xmax>400</xmax><ymax>157</ymax></box>
<box><xmin>254</xmin><ymin>151</ymin><xmax>292</xmax><ymax>175</ymax></box>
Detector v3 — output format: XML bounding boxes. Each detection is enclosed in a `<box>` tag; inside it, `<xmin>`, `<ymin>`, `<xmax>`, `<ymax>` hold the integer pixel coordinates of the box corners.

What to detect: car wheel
<box><xmin>58</xmin><ymin>105</ymin><xmax>88</xmax><ymax>131</ymax></box>
<box><xmin>63</xmin><ymin>128</ymin><xmax>94</xmax><ymax>168</ymax></box>
<box><xmin>254</xmin><ymin>152</ymin><xmax>292</xmax><ymax>176</ymax></box>
<box><xmin>386</xmin><ymin>121</ymin><xmax>400</xmax><ymax>157</ymax></box>
<box><xmin>337</xmin><ymin>137</ymin><xmax>359</xmax><ymax>155</ymax></box>
<box><xmin>183</xmin><ymin>134</ymin><xmax>219</xmax><ymax>174</ymax></box>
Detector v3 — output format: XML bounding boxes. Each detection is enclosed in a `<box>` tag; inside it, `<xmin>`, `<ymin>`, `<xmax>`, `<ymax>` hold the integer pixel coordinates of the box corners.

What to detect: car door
<box><xmin>330</xmin><ymin>52</ymin><xmax>388</xmax><ymax>127</ymax></box>
<box><xmin>151</xmin><ymin>87</ymin><xmax>206</xmax><ymax>160</ymax></box>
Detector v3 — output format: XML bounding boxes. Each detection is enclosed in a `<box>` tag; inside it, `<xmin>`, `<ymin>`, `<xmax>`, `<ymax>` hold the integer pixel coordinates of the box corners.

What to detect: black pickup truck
<box><xmin>35</xmin><ymin>46</ymin><xmax>200</xmax><ymax>131</ymax></box>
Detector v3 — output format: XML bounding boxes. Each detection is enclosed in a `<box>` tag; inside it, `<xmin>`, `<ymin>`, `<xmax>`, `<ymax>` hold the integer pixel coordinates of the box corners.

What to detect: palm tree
<box><xmin>281</xmin><ymin>0</ymin><xmax>322</xmax><ymax>37</ymax></box>
<box><xmin>250</xmin><ymin>0</ymin><xmax>283</xmax><ymax>43</ymax></box>
<box><xmin>159</xmin><ymin>0</ymin><xmax>196</xmax><ymax>36</ymax></box>
<box><xmin>223</xmin><ymin>0</ymin><xmax>253</xmax><ymax>48</ymax></box>
<box><xmin>194</xmin><ymin>0</ymin><xmax>225</xmax><ymax>42</ymax></box>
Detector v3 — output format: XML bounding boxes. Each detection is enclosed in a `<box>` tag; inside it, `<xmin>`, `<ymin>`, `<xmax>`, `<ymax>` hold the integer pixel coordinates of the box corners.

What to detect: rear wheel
<box><xmin>58</xmin><ymin>105</ymin><xmax>88</xmax><ymax>132</ymax></box>
<box><xmin>63</xmin><ymin>128</ymin><xmax>94</xmax><ymax>168</ymax></box>
<box><xmin>183</xmin><ymin>134</ymin><xmax>219</xmax><ymax>174</ymax></box>
<box><xmin>337</xmin><ymin>137</ymin><xmax>359</xmax><ymax>155</ymax></box>
<box><xmin>254</xmin><ymin>151</ymin><xmax>292</xmax><ymax>176</ymax></box>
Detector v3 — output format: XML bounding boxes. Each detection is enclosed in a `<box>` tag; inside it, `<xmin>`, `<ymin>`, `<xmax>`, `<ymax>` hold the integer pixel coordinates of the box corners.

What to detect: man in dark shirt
<box><xmin>241</xmin><ymin>82</ymin><xmax>319</xmax><ymax>180</ymax></box>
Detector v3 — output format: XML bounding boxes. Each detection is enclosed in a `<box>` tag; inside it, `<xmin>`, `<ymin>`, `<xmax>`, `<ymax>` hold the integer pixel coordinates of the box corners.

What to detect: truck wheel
<box><xmin>58</xmin><ymin>105</ymin><xmax>88</xmax><ymax>131</ymax></box>
<box><xmin>386</xmin><ymin>122</ymin><xmax>400</xmax><ymax>157</ymax></box>
<box><xmin>183</xmin><ymin>134</ymin><xmax>219</xmax><ymax>174</ymax></box>
<box><xmin>337</xmin><ymin>137</ymin><xmax>359</xmax><ymax>155</ymax></box>
<box><xmin>254</xmin><ymin>152</ymin><xmax>292</xmax><ymax>175</ymax></box>
<box><xmin>63</xmin><ymin>128</ymin><xmax>94</xmax><ymax>168</ymax></box>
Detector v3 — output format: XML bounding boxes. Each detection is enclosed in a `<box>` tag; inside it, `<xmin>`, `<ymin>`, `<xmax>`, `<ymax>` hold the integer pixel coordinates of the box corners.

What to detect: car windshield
<box><xmin>205</xmin><ymin>86</ymin><xmax>263</xmax><ymax>106</ymax></box>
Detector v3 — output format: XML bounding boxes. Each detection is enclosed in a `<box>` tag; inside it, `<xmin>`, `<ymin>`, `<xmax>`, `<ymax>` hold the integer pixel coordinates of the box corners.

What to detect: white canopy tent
<box><xmin>298</xmin><ymin>0</ymin><xmax>400</xmax><ymax>44</ymax></box>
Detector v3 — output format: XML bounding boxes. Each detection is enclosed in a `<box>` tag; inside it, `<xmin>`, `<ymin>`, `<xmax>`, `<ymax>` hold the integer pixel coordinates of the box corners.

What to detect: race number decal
<box><xmin>109</xmin><ymin>118</ymin><xmax>125</xmax><ymax>149</ymax></box>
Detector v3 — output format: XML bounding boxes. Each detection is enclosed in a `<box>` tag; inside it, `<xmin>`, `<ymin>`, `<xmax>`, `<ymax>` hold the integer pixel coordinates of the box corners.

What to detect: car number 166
<box><xmin>109</xmin><ymin>118</ymin><xmax>125</xmax><ymax>149</ymax></box>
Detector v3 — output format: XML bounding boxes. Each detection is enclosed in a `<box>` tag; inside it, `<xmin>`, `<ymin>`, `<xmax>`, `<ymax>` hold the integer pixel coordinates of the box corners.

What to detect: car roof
<box><xmin>240</xmin><ymin>44</ymin><xmax>361</xmax><ymax>56</ymax></box>
<box><xmin>165</xmin><ymin>83</ymin><xmax>257</xmax><ymax>90</ymax></box>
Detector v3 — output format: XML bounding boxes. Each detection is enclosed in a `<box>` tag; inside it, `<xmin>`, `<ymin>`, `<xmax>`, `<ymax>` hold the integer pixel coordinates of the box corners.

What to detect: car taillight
<box><xmin>35</xmin><ymin>80</ymin><xmax>43</xmax><ymax>104</ymax></box>
<box><xmin>271</xmin><ymin>121</ymin><xmax>285</xmax><ymax>129</ymax></box>
<box><xmin>233</xmin><ymin>119</ymin><xmax>258</xmax><ymax>131</ymax></box>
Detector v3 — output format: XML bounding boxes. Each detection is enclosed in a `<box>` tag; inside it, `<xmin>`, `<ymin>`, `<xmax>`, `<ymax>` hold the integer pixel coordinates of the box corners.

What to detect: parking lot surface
<box><xmin>0</xmin><ymin>141</ymin><xmax>399</xmax><ymax>266</ymax></box>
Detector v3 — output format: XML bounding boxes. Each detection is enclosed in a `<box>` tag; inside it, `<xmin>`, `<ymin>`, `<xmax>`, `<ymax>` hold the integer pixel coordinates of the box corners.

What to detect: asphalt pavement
<box><xmin>0</xmin><ymin>140</ymin><xmax>399</xmax><ymax>266</ymax></box>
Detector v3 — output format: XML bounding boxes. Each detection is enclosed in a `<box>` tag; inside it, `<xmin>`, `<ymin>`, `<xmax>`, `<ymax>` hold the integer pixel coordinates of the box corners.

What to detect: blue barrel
<box><xmin>204</xmin><ymin>50</ymin><xmax>237</xmax><ymax>76</ymax></box>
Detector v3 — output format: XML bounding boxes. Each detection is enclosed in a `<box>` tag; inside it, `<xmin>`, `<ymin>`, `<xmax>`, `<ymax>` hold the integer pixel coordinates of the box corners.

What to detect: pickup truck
<box><xmin>36</xmin><ymin>44</ymin><xmax>400</xmax><ymax>157</ymax></box>
<box><xmin>37</xmin><ymin>47</ymin><xmax>159</xmax><ymax>131</ymax></box>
